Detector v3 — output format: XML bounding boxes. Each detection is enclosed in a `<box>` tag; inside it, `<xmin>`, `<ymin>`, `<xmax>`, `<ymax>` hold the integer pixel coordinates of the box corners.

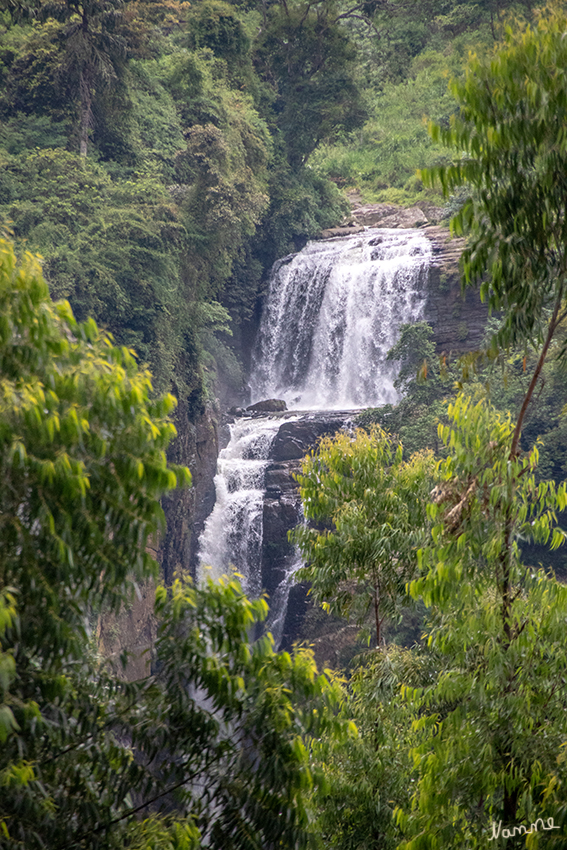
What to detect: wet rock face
<box><xmin>320</xmin><ymin>200</ymin><xmax>445</xmax><ymax>235</ymax></box>
<box><xmin>352</xmin><ymin>204</ymin><xmax>429</xmax><ymax>229</ymax></box>
<box><xmin>101</xmin><ymin>398</ymin><xmax>220</xmax><ymax>680</ymax></box>
<box><xmin>160</xmin><ymin>400</ymin><xmax>219</xmax><ymax>583</ymax></box>
<box><xmin>423</xmin><ymin>226</ymin><xmax>488</xmax><ymax>354</ymax></box>
<box><xmin>270</xmin><ymin>413</ymin><xmax>356</xmax><ymax>461</ymax></box>
<box><xmin>261</xmin><ymin>412</ymin><xmax>353</xmax><ymax>649</ymax></box>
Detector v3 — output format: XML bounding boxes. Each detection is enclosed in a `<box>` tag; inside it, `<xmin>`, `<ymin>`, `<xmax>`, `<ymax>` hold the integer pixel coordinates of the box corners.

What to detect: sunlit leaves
<box><xmin>293</xmin><ymin>426</ymin><xmax>435</xmax><ymax>643</ymax></box>
<box><xmin>0</xmin><ymin>239</ymin><xmax>191</xmax><ymax>848</ymax></box>
<box><xmin>399</xmin><ymin>395</ymin><xmax>567</xmax><ymax>849</ymax></box>
<box><xmin>0</xmin><ymin>241</ymin><xmax>352</xmax><ymax>849</ymax></box>
<box><xmin>421</xmin><ymin>8</ymin><xmax>567</xmax><ymax>354</ymax></box>
<box><xmin>150</xmin><ymin>574</ymin><xmax>350</xmax><ymax>850</ymax></box>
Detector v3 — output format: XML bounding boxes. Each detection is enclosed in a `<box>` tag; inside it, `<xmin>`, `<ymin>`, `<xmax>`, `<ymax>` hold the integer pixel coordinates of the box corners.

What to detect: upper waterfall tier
<box><xmin>250</xmin><ymin>228</ymin><xmax>432</xmax><ymax>410</ymax></box>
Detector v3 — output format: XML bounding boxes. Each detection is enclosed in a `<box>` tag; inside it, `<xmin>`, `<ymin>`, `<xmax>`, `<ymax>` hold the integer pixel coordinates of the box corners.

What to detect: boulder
<box><xmin>319</xmin><ymin>224</ymin><xmax>365</xmax><ymax>239</ymax></box>
<box><xmin>316</xmin><ymin>204</ymin><xmax>434</xmax><ymax>238</ymax></box>
<box><xmin>270</xmin><ymin>415</ymin><xmax>348</xmax><ymax>461</ymax></box>
<box><xmin>246</xmin><ymin>398</ymin><xmax>287</xmax><ymax>412</ymax></box>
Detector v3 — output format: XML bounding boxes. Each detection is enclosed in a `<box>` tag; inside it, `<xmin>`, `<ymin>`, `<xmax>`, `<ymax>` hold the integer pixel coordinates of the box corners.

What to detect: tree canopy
<box><xmin>396</xmin><ymin>397</ymin><xmax>567</xmax><ymax>848</ymax></box>
<box><xmin>0</xmin><ymin>240</ymin><xmax>351</xmax><ymax>849</ymax></box>
<box><xmin>292</xmin><ymin>10</ymin><xmax>567</xmax><ymax>849</ymax></box>
<box><xmin>293</xmin><ymin>427</ymin><xmax>434</xmax><ymax>645</ymax></box>
<box><xmin>422</xmin><ymin>6</ymin><xmax>567</xmax><ymax>453</ymax></box>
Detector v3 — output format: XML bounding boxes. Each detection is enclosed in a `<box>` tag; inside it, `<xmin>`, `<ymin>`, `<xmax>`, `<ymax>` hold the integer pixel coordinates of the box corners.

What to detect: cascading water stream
<box><xmin>198</xmin><ymin>417</ymin><xmax>288</xmax><ymax>597</ymax></box>
<box><xmin>198</xmin><ymin>228</ymin><xmax>433</xmax><ymax>647</ymax></box>
<box><xmin>250</xmin><ymin>229</ymin><xmax>431</xmax><ymax>409</ymax></box>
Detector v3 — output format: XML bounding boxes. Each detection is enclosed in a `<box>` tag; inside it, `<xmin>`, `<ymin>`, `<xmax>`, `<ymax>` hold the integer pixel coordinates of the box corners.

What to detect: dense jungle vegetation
<box><xmin>0</xmin><ymin>0</ymin><xmax>541</xmax><ymax>402</ymax></box>
<box><xmin>3</xmin><ymin>0</ymin><xmax>567</xmax><ymax>848</ymax></box>
<box><xmin>0</xmin><ymin>0</ymin><xmax>363</xmax><ymax>403</ymax></box>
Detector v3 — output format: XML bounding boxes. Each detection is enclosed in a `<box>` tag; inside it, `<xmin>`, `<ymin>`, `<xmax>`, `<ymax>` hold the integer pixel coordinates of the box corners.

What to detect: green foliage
<box><xmin>0</xmin><ymin>239</ymin><xmax>188</xmax><ymax>655</ymax></box>
<box><xmin>299</xmin><ymin>10</ymin><xmax>567</xmax><ymax>850</ymax></box>
<box><xmin>253</xmin><ymin>0</ymin><xmax>367</xmax><ymax>168</ymax></box>
<box><xmin>293</xmin><ymin>427</ymin><xmax>435</xmax><ymax>644</ymax></box>
<box><xmin>125</xmin><ymin>816</ymin><xmax>201</xmax><ymax>850</ymax></box>
<box><xmin>0</xmin><ymin>111</ymin><xmax>68</xmax><ymax>153</ymax></box>
<box><xmin>257</xmin><ymin>163</ymin><xmax>350</xmax><ymax>263</ymax></box>
<box><xmin>0</xmin><ymin>587</ymin><xmax>19</xmax><ymax>745</ymax></box>
<box><xmin>423</xmin><ymin>8</ymin><xmax>567</xmax><ymax>360</ymax></box>
<box><xmin>186</xmin><ymin>1</ymin><xmax>250</xmax><ymax>62</ymax></box>
<box><xmin>0</xmin><ymin>0</ymin><xmax>360</xmax><ymax>404</ymax></box>
<box><xmin>0</xmin><ymin>149</ymin><xmax>188</xmax><ymax>391</ymax></box>
<box><xmin>312</xmin><ymin>647</ymin><xmax>438</xmax><ymax>850</ymax></box>
<box><xmin>0</xmin><ymin>238</ymin><xmax>186</xmax><ymax>845</ymax></box>
<box><xmin>310</xmin><ymin>51</ymin><xmax>458</xmax><ymax>203</ymax></box>
<box><xmin>154</xmin><ymin>575</ymin><xmax>352</xmax><ymax>850</ymax></box>
<box><xmin>311</xmin><ymin>0</ymin><xmax>536</xmax><ymax>200</ymax></box>
<box><xmin>3</xmin><ymin>570</ymin><xmax>350</xmax><ymax>849</ymax></box>
<box><xmin>356</xmin><ymin>322</ymin><xmax>458</xmax><ymax>457</ymax></box>
<box><xmin>0</xmin><ymin>18</ymin><xmax>73</xmax><ymax>121</ymax></box>
<box><xmin>474</xmin><ymin>332</ymin><xmax>567</xmax><ymax>483</ymax></box>
<box><xmin>396</xmin><ymin>395</ymin><xmax>567</xmax><ymax>848</ymax></box>
<box><xmin>173</xmin><ymin>84</ymin><xmax>271</xmax><ymax>297</ymax></box>
<box><xmin>0</xmin><ymin>240</ymin><xmax>351</xmax><ymax>850</ymax></box>
<box><xmin>359</xmin><ymin>319</ymin><xmax>567</xmax><ymax>485</ymax></box>
<box><xmin>4</xmin><ymin>0</ymin><xmax>132</xmax><ymax>157</ymax></box>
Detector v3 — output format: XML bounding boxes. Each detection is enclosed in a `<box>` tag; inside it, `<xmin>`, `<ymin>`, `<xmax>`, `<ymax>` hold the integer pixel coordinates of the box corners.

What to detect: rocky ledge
<box><xmin>318</xmin><ymin>197</ymin><xmax>446</xmax><ymax>238</ymax></box>
<box><xmin>318</xmin><ymin>200</ymin><xmax>486</xmax><ymax>355</ymax></box>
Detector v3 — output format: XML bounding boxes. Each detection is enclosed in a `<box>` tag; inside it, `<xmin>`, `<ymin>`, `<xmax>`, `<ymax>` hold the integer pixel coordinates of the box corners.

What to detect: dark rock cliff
<box><xmin>422</xmin><ymin>225</ymin><xmax>488</xmax><ymax>354</ymax></box>
<box><xmin>98</xmin><ymin>398</ymin><xmax>219</xmax><ymax>681</ymax></box>
<box><xmin>260</xmin><ymin>412</ymin><xmax>358</xmax><ymax>648</ymax></box>
<box><xmin>160</xmin><ymin>400</ymin><xmax>219</xmax><ymax>584</ymax></box>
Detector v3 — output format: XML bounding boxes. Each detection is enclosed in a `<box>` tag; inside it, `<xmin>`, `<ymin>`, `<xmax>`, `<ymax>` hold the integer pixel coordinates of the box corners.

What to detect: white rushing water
<box><xmin>264</xmin><ymin>554</ymin><xmax>303</xmax><ymax>650</ymax></box>
<box><xmin>198</xmin><ymin>417</ymin><xmax>286</xmax><ymax>596</ymax></box>
<box><xmin>250</xmin><ymin>228</ymin><xmax>431</xmax><ymax>409</ymax></box>
<box><xmin>198</xmin><ymin>228</ymin><xmax>433</xmax><ymax>645</ymax></box>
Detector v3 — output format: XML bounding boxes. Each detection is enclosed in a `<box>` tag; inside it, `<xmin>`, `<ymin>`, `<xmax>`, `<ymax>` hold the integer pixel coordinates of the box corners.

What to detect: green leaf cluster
<box><xmin>293</xmin><ymin>427</ymin><xmax>435</xmax><ymax>645</ymax></box>
<box><xmin>311</xmin><ymin>0</ymin><xmax>537</xmax><ymax>202</ymax></box>
<box><xmin>422</xmin><ymin>6</ymin><xmax>567</xmax><ymax>355</ymax></box>
<box><xmin>312</xmin><ymin>646</ymin><xmax>437</xmax><ymax>850</ymax></box>
<box><xmin>0</xmin><ymin>0</ymin><xmax>367</xmax><ymax>402</ymax></box>
<box><xmin>396</xmin><ymin>395</ymin><xmax>567</xmax><ymax>848</ymax></box>
<box><xmin>0</xmin><ymin>240</ymin><xmax>351</xmax><ymax>849</ymax></box>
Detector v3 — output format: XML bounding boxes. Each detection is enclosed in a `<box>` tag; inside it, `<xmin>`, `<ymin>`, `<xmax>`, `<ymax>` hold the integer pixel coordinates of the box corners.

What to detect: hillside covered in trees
<box><xmin>0</xmin><ymin>0</ymin><xmax>539</xmax><ymax>403</ymax></box>
<box><xmin>3</xmin><ymin>0</ymin><xmax>567</xmax><ymax>849</ymax></box>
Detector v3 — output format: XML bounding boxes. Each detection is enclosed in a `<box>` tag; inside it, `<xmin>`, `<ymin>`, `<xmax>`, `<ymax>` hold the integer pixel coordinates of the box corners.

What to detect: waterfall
<box><xmin>198</xmin><ymin>228</ymin><xmax>433</xmax><ymax>646</ymax></box>
<box><xmin>264</xmin><ymin>555</ymin><xmax>303</xmax><ymax>650</ymax></box>
<box><xmin>250</xmin><ymin>229</ymin><xmax>431</xmax><ymax>409</ymax></box>
<box><xmin>198</xmin><ymin>417</ymin><xmax>286</xmax><ymax>596</ymax></box>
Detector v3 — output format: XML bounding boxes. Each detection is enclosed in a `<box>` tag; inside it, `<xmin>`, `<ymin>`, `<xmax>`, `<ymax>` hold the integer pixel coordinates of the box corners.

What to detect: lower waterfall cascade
<box><xmin>198</xmin><ymin>417</ymin><xmax>288</xmax><ymax>596</ymax></box>
<box><xmin>197</xmin><ymin>228</ymin><xmax>434</xmax><ymax>647</ymax></box>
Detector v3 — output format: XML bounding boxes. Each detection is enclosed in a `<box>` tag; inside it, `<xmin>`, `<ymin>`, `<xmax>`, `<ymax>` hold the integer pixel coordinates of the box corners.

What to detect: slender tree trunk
<box><xmin>79</xmin><ymin>9</ymin><xmax>92</xmax><ymax>159</ymax></box>
<box><xmin>500</xmin><ymin>505</ymin><xmax>513</xmax><ymax>648</ymax></box>
<box><xmin>510</xmin><ymin>285</ymin><xmax>565</xmax><ymax>458</ymax></box>
<box><xmin>374</xmin><ymin>583</ymin><xmax>380</xmax><ymax>646</ymax></box>
<box><xmin>79</xmin><ymin>66</ymin><xmax>92</xmax><ymax>158</ymax></box>
<box><xmin>503</xmin><ymin>783</ymin><xmax>519</xmax><ymax>824</ymax></box>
